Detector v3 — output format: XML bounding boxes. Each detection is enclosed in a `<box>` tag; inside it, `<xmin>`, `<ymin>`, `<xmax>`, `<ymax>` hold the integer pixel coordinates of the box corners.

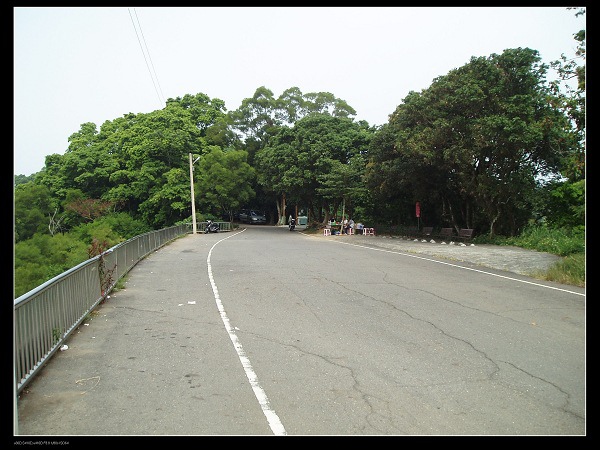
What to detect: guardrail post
<box><xmin>14</xmin><ymin>367</ymin><xmax>18</xmax><ymax>435</ymax></box>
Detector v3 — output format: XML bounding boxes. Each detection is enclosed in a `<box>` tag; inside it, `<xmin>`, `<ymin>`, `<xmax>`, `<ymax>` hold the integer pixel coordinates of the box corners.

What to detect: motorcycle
<box><xmin>289</xmin><ymin>217</ymin><xmax>296</xmax><ymax>231</ymax></box>
<box><xmin>204</xmin><ymin>220</ymin><xmax>220</xmax><ymax>233</ymax></box>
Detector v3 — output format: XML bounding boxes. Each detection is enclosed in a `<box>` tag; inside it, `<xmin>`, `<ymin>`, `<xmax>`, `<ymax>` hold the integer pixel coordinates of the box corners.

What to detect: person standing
<box><xmin>347</xmin><ymin>218</ymin><xmax>355</xmax><ymax>235</ymax></box>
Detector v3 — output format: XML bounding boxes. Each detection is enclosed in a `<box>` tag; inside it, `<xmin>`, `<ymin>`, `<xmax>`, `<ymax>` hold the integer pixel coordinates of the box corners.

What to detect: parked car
<box><xmin>239</xmin><ymin>209</ymin><xmax>267</xmax><ymax>224</ymax></box>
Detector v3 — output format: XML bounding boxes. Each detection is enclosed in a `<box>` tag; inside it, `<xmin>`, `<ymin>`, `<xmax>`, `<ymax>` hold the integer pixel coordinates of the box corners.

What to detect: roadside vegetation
<box><xmin>474</xmin><ymin>224</ymin><xmax>585</xmax><ymax>287</ymax></box>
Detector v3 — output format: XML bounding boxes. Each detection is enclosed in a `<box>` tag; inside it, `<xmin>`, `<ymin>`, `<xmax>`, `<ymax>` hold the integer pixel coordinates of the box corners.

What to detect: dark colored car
<box><xmin>239</xmin><ymin>209</ymin><xmax>267</xmax><ymax>224</ymax></box>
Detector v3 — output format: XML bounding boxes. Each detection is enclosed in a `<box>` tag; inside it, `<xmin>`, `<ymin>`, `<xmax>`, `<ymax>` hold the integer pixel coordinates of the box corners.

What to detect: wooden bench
<box><xmin>457</xmin><ymin>228</ymin><xmax>474</xmax><ymax>242</ymax></box>
<box><xmin>438</xmin><ymin>228</ymin><xmax>454</xmax><ymax>241</ymax></box>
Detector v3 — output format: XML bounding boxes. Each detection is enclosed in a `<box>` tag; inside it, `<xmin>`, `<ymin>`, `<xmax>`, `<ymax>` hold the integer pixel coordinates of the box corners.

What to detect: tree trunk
<box><xmin>278</xmin><ymin>193</ymin><xmax>286</xmax><ymax>225</ymax></box>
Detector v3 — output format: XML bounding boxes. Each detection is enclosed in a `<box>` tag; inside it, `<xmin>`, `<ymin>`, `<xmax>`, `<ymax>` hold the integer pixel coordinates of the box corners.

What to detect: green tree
<box><xmin>368</xmin><ymin>47</ymin><xmax>574</xmax><ymax>237</ymax></box>
<box><xmin>275</xmin><ymin>86</ymin><xmax>308</xmax><ymax>125</ymax></box>
<box><xmin>230</xmin><ymin>86</ymin><xmax>360</xmax><ymax>159</ymax></box>
<box><xmin>14</xmin><ymin>173</ymin><xmax>36</xmax><ymax>186</ymax></box>
<box><xmin>538</xmin><ymin>179</ymin><xmax>585</xmax><ymax>229</ymax></box>
<box><xmin>14</xmin><ymin>182</ymin><xmax>57</xmax><ymax>242</ymax></box>
<box><xmin>255</xmin><ymin>114</ymin><xmax>371</xmax><ymax>224</ymax></box>
<box><xmin>137</xmin><ymin>167</ymin><xmax>192</xmax><ymax>228</ymax></box>
<box><xmin>35</xmin><ymin>122</ymin><xmax>120</xmax><ymax>201</ymax></box>
<box><xmin>228</xmin><ymin>86</ymin><xmax>280</xmax><ymax>151</ymax></box>
<box><xmin>195</xmin><ymin>146</ymin><xmax>255</xmax><ymax>220</ymax></box>
<box><xmin>230</xmin><ymin>86</ymin><xmax>363</xmax><ymax>221</ymax></box>
<box><xmin>253</xmin><ymin>126</ymin><xmax>299</xmax><ymax>224</ymax></box>
<box><xmin>33</xmin><ymin>93</ymin><xmax>227</xmax><ymax>229</ymax></box>
<box><xmin>303</xmin><ymin>91</ymin><xmax>356</xmax><ymax>118</ymax></box>
<box><xmin>549</xmin><ymin>7</ymin><xmax>585</xmax><ymax>183</ymax></box>
<box><xmin>542</xmin><ymin>7</ymin><xmax>585</xmax><ymax>230</ymax></box>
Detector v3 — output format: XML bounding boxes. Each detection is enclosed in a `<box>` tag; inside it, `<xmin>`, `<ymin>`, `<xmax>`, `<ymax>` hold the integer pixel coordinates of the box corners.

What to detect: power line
<box><xmin>128</xmin><ymin>8</ymin><xmax>165</xmax><ymax>107</ymax></box>
<box><xmin>132</xmin><ymin>8</ymin><xmax>166</xmax><ymax>103</ymax></box>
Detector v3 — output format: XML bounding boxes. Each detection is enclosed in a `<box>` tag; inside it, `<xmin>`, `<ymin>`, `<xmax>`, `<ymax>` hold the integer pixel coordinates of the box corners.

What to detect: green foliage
<box><xmin>255</xmin><ymin>113</ymin><xmax>371</xmax><ymax>223</ymax></box>
<box><xmin>89</xmin><ymin>212</ymin><xmax>152</xmax><ymax>240</ymax></box>
<box><xmin>14</xmin><ymin>262</ymin><xmax>50</xmax><ymax>299</ymax></box>
<box><xmin>14</xmin><ymin>173</ymin><xmax>36</xmax><ymax>186</ymax></box>
<box><xmin>52</xmin><ymin>327</ymin><xmax>63</xmax><ymax>345</ymax></box>
<box><xmin>229</xmin><ymin>86</ymin><xmax>279</xmax><ymax>144</ymax></box>
<box><xmin>509</xmin><ymin>225</ymin><xmax>584</xmax><ymax>257</ymax></box>
<box><xmin>484</xmin><ymin>224</ymin><xmax>586</xmax><ymax>287</ymax></box>
<box><xmin>549</xmin><ymin>8</ymin><xmax>585</xmax><ymax>183</ymax></box>
<box><xmin>196</xmin><ymin>146</ymin><xmax>256</xmax><ymax>217</ymax></box>
<box><xmin>30</xmin><ymin>93</ymin><xmax>229</xmax><ymax>230</ymax></box>
<box><xmin>14</xmin><ymin>233</ymin><xmax>90</xmax><ymax>298</ymax></box>
<box><xmin>540</xmin><ymin>179</ymin><xmax>585</xmax><ymax>228</ymax></box>
<box><xmin>68</xmin><ymin>221</ymin><xmax>124</xmax><ymax>249</ymax></box>
<box><xmin>14</xmin><ymin>182</ymin><xmax>58</xmax><ymax>242</ymax></box>
<box><xmin>544</xmin><ymin>252</ymin><xmax>585</xmax><ymax>287</ymax></box>
<box><xmin>138</xmin><ymin>167</ymin><xmax>192</xmax><ymax>228</ymax></box>
<box><xmin>367</xmin><ymin>47</ymin><xmax>579</xmax><ymax>236</ymax></box>
<box><xmin>475</xmin><ymin>224</ymin><xmax>585</xmax><ymax>257</ymax></box>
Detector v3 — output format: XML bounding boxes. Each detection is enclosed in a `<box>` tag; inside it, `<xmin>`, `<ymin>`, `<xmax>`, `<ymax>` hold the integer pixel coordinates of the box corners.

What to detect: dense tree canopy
<box><xmin>255</xmin><ymin>113</ymin><xmax>372</xmax><ymax>224</ymax></box>
<box><xmin>195</xmin><ymin>146</ymin><xmax>256</xmax><ymax>221</ymax></box>
<box><xmin>34</xmin><ymin>94</ymin><xmax>228</xmax><ymax>226</ymax></box>
<box><xmin>366</xmin><ymin>47</ymin><xmax>578</xmax><ymax>236</ymax></box>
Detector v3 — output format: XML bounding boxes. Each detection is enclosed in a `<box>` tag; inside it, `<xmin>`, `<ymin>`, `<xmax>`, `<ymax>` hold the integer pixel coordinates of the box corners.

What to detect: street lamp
<box><xmin>189</xmin><ymin>153</ymin><xmax>201</xmax><ymax>234</ymax></box>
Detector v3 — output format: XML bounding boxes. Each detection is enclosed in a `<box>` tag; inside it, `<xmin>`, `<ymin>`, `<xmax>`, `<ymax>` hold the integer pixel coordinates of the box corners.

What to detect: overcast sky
<box><xmin>13</xmin><ymin>6</ymin><xmax>585</xmax><ymax>176</ymax></box>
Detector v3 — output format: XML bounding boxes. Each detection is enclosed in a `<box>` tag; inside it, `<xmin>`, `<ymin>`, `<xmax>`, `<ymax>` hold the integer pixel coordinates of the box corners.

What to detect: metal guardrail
<box><xmin>14</xmin><ymin>222</ymin><xmax>233</xmax><ymax>394</ymax></box>
<box><xmin>13</xmin><ymin>224</ymin><xmax>201</xmax><ymax>394</ymax></box>
<box><xmin>13</xmin><ymin>221</ymin><xmax>234</xmax><ymax>437</ymax></box>
<box><xmin>196</xmin><ymin>221</ymin><xmax>232</xmax><ymax>232</ymax></box>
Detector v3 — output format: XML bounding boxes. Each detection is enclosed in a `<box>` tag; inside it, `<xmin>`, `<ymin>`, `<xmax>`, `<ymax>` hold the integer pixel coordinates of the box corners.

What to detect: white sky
<box><xmin>13</xmin><ymin>6</ymin><xmax>585</xmax><ymax>176</ymax></box>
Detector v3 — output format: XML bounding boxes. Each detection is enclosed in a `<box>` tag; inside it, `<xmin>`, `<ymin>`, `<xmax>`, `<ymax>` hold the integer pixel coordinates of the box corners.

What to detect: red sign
<box><xmin>416</xmin><ymin>202</ymin><xmax>421</xmax><ymax>218</ymax></box>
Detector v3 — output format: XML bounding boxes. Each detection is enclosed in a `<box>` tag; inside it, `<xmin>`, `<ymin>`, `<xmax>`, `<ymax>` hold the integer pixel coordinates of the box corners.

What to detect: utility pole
<box><xmin>189</xmin><ymin>153</ymin><xmax>200</xmax><ymax>234</ymax></box>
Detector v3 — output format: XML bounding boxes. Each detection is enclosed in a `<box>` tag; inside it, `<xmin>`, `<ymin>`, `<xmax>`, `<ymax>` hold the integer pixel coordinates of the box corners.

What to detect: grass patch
<box><xmin>482</xmin><ymin>225</ymin><xmax>585</xmax><ymax>287</ymax></box>
<box><xmin>544</xmin><ymin>252</ymin><xmax>586</xmax><ymax>287</ymax></box>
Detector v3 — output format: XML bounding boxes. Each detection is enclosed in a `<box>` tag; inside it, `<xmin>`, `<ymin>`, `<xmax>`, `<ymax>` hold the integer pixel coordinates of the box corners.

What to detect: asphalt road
<box><xmin>15</xmin><ymin>226</ymin><xmax>586</xmax><ymax>438</ymax></box>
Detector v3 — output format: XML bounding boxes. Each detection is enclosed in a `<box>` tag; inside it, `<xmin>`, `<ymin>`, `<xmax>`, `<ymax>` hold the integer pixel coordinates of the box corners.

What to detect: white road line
<box><xmin>306</xmin><ymin>234</ymin><xmax>584</xmax><ymax>297</ymax></box>
<box><xmin>206</xmin><ymin>229</ymin><xmax>287</xmax><ymax>436</ymax></box>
